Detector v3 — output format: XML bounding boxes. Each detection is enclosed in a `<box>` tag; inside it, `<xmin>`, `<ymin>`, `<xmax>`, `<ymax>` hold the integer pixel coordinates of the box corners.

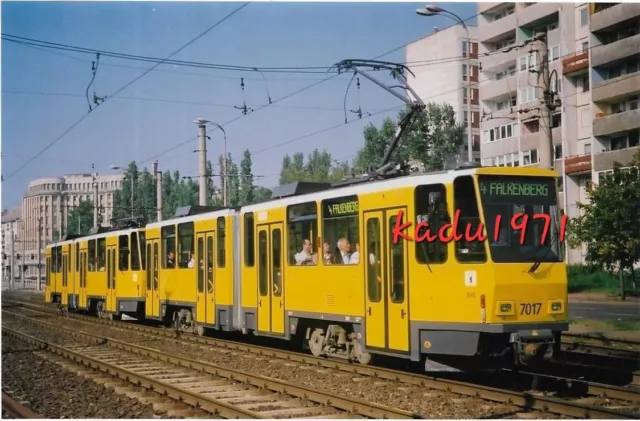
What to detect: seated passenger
<box><xmin>187</xmin><ymin>253</ymin><xmax>195</xmax><ymax>268</ymax></box>
<box><xmin>166</xmin><ymin>251</ymin><xmax>176</xmax><ymax>268</ymax></box>
<box><xmin>322</xmin><ymin>241</ymin><xmax>333</xmax><ymax>265</ymax></box>
<box><xmin>294</xmin><ymin>239</ymin><xmax>314</xmax><ymax>265</ymax></box>
<box><xmin>350</xmin><ymin>242</ymin><xmax>360</xmax><ymax>264</ymax></box>
<box><xmin>337</xmin><ymin>238</ymin><xmax>351</xmax><ymax>264</ymax></box>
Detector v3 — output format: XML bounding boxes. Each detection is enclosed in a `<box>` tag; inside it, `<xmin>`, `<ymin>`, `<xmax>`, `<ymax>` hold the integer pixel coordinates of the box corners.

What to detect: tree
<box><xmin>279</xmin><ymin>149</ymin><xmax>348</xmax><ymax>185</ymax></box>
<box><xmin>253</xmin><ymin>186</ymin><xmax>272</xmax><ymax>203</ymax></box>
<box><xmin>226</xmin><ymin>153</ymin><xmax>241</xmax><ymax>207</ymax></box>
<box><xmin>112</xmin><ymin>161</ymin><xmax>139</xmax><ymax>222</ymax></box>
<box><xmin>567</xmin><ymin>150</ymin><xmax>640</xmax><ymax>300</ymax></box>
<box><xmin>239</xmin><ymin>149</ymin><xmax>255</xmax><ymax>205</ymax></box>
<box><xmin>67</xmin><ymin>200</ymin><xmax>94</xmax><ymax>235</ymax></box>
<box><xmin>353</xmin><ymin>103</ymin><xmax>464</xmax><ymax>173</ymax></box>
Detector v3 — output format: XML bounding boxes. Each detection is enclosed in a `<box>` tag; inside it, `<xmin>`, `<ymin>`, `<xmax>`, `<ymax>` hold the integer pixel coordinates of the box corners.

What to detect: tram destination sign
<box><xmin>478</xmin><ymin>176</ymin><xmax>556</xmax><ymax>205</ymax></box>
<box><xmin>323</xmin><ymin>195</ymin><xmax>359</xmax><ymax>218</ymax></box>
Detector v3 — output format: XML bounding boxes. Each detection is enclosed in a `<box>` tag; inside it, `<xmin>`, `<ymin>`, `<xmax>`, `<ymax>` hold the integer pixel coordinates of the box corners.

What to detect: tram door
<box><xmin>363</xmin><ymin>207</ymin><xmax>409</xmax><ymax>353</ymax></box>
<box><xmin>196</xmin><ymin>232</ymin><xmax>216</xmax><ymax>325</ymax></box>
<box><xmin>256</xmin><ymin>223</ymin><xmax>284</xmax><ymax>335</ymax></box>
<box><xmin>145</xmin><ymin>240</ymin><xmax>160</xmax><ymax>318</ymax></box>
<box><xmin>106</xmin><ymin>246</ymin><xmax>117</xmax><ymax>312</ymax></box>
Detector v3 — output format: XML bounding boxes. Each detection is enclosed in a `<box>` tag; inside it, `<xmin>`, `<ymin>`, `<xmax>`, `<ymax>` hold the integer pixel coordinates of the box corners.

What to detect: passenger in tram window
<box><xmin>294</xmin><ymin>239</ymin><xmax>314</xmax><ymax>265</ymax></box>
<box><xmin>167</xmin><ymin>251</ymin><xmax>176</xmax><ymax>268</ymax></box>
<box><xmin>322</xmin><ymin>241</ymin><xmax>333</xmax><ymax>265</ymax></box>
<box><xmin>350</xmin><ymin>242</ymin><xmax>360</xmax><ymax>264</ymax></box>
<box><xmin>187</xmin><ymin>253</ymin><xmax>195</xmax><ymax>269</ymax></box>
<box><xmin>336</xmin><ymin>238</ymin><xmax>352</xmax><ymax>264</ymax></box>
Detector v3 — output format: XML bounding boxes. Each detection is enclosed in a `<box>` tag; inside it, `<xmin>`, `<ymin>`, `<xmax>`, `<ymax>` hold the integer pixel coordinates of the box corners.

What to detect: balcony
<box><xmin>594</xmin><ymin>146</ymin><xmax>640</xmax><ymax>171</ymax></box>
<box><xmin>480</xmin><ymin>73</ymin><xmax>517</xmax><ymax>101</ymax></box>
<box><xmin>479</xmin><ymin>13</ymin><xmax>516</xmax><ymax>43</ymax></box>
<box><xmin>564</xmin><ymin>154</ymin><xmax>592</xmax><ymax>175</ymax></box>
<box><xmin>481</xmin><ymin>47</ymin><xmax>518</xmax><ymax>73</ymax></box>
<box><xmin>520</xmin><ymin>127</ymin><xmax>562</xmax><ymax>151</ymax></box>
<box><xmin>591</xmin><ymin>34</ymin><xmax>640</xmax><ymax>68</ymax></box>
<box><xmin>479</xmin><ymin>2</ymin><xmax>505</xmax><ymax>14</ymax></box>
<box><xmin>562</xmin><ymin>50</ymin><xmax>589</xmax><ymax>75</ymax></box>
<box><xmin>592</xmin><ymin>73</ymin><xmax>640</xmax><ymax>103</ymax></box>
<box><xmin>593</xmin><ymin>109</ymin><xmax>640</xmax><ymax>137</ymax></box>
<box><xmin>516</xmin><ymin>2</ymin><xmax>559</xmax><ymax>27</ymax></box>
<box><xmin>591</xmin><ymin>3</ymin><xmax>640</xmax><ymax>33</ymax></box>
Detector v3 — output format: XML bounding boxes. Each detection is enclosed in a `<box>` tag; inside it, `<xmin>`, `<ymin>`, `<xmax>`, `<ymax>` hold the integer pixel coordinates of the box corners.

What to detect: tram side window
<box><xmin>88</xmin><ymin>240</ymin><xmax>96</xmax><ymax>272</ymax></box>
<box><xmin>415</xmin><ymin>184</ymin><xmax>448</xmax><ymax>264</ymax></box>
<box><xmin>197</xmin><ymin>237</ymin><xmax>204</xmax><ymax>293</ymax></box>
<box><xmin>244</xmin><ymin>213</ymin><xmax>255</xmax><ymax>267</ymax></box>
<box><xmin>46</xmin><ymin>257</ymin><xmax>50</xmax><ymax>286</ymax></box>
<box><xmin>131</xmin><ymin>232</ymin><xmax>141</xmax><ymax>270</ymax></box>
<box><xmin>119</xmin><ymin>235</ymin><xmax>129</xmax><ymax>271</ymax></box>
<box><xmin>272</xmin><ymin>229</ymin><xmax>282</xmax><ymax>296</ymax></box>
<box><xmin>287</xmin><ymin>201</ymin><xmax>318</xmax><ymax>266</ymax></box>
<box><xmin>97</xmin><ymin>238</ymin><xmax>106</xmax><ymax>270</ymax></box>
<box><xmin>139</xmin><ymin>231</ymin><xmax>146</xmax><ymax>270</ymax></box>
<box><xmin>76</xmin><ymin>243</ymin><xmax>80</xmax><ymax>272</ymax></box>
<box><xmin>217</xmin><ymin>217</ymin><xmax>226</xmax><ymax>268</ymax></box>
<box><xmin>178</xmin><ymin>222</ymin><xmax>194</xmax><ymax>269</ymax></box>
<box><xmin>454</xmin><ymin>176</ymin><xmax>487</xmax><ymax>263</ymax></box>
<box><xmin>56</xmin><ymin>246</ymin><xmax>62</xmax><ymax>273</ymax></box>
<box><xmin>321</xmin><ymin>195</ymin><xmax>360</xmax><ymax>265</ymax></box>
<box><xmin>162</xmin><ymin>225</ymin><xmax>176</xmax><ymax>269</ymax></box>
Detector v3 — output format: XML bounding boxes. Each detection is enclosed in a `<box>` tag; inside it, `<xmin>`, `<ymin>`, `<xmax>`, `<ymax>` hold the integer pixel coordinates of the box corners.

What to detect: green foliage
<box><xmin>567</xmin><ymin>150</ymin><xmax>640</xmax><ymax>299</ymax></box>
<box><xmin>353</xmin><ymin>103</ymin><xmax>464</xmax><ymax>173</ymax></box>
<box><xmin>566</xmin><ymin>264</ymin><xmax>620</xmax><ymax>293</ymax></box>
<box><xmin>67</xmin><ymin>200</ymin><xmax>94</xmax><ymax>236</ymax></box>
<box><xmin>279</xmin><ymin>149</ymin><xmax>349</xmax><ymax>185</ymax></box>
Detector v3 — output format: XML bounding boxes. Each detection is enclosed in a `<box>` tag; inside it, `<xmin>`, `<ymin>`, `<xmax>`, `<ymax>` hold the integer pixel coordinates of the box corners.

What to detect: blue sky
<box><xmin>1</xmin><ymin>1</ymin><xmax>476</xmax><ymax>208</ymax></box>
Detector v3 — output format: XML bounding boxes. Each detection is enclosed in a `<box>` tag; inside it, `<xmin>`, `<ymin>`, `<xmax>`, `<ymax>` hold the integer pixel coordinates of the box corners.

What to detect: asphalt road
<box><xmin>568</xmin><ymin>301</ymin><xmax>640</xmax><ymax>322</ymax></box>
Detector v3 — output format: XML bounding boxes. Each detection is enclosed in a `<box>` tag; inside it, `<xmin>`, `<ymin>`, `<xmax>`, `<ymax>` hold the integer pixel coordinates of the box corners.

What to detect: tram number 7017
<box><xmin>520</xmin><ymin>303</ymin><xmax>542</xmax><ymax>316</ymax></box>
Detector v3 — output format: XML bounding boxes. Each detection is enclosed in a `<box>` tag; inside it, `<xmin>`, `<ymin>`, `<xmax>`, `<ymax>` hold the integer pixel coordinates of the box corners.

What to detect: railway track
<box><xmin>2</xmin><ymin>311</ymin><xmax>419</xmax><ymax>419</ymax></box>
<box><xmin>1</xmin><ymin>393</ymin><xmax>41</xmax><ymax>419</ymax></box>
<box><xmin>3</xmin><ymin>301</ymin><xmax>638</xmax><ymax>419</ymax></box>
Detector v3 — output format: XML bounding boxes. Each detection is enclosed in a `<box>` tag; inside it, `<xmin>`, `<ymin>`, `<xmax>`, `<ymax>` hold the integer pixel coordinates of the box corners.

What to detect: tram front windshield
<box><xmin>478</xmin><ymin>175</ymin><xmax>563</xmax><ymax>264</ymax></box>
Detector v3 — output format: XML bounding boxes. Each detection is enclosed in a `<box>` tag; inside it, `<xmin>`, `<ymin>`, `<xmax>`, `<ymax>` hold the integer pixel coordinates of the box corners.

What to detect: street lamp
<box><xmin>193</xmin><ymin>119</ymin><xmax>228</xmax><ymax>207</ymax></box>
<box><xmin>416</xmin><ymin>5</ymin><xmax>474</xmax><ymax>163</ymax></box>
<box><xmin>110</xmin><ymin>164</ymin><xmax>134</xmax><ymax>218</ymax></box>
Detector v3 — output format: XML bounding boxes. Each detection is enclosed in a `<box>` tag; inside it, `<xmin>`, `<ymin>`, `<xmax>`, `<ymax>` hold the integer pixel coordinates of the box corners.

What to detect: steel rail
<box><xmin>562</xmin><ymin>332</ymin><xmax>640</xmax><ymax>347</ymax></box>
<box><xmin>3</xmin><ymin>304</ymin><xmax>636</xmax><ymax>419</ymax></box>
<box><xmin>2</xmin><ymin>311</ymin><xmax>420</xmax><ymax>419</ymax></box>
<box><xmin>1</xmin><ymin>327</ymin><xmax>262</xmax><ymax>419</ymax></box>
<box><xmin>1</xmin><ymin>392</ymin><xmax>41</xmax><ymax>419</ymax></box>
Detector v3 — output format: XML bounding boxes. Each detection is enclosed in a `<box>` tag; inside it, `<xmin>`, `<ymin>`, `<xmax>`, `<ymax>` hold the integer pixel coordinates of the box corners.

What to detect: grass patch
<box><xmin>569</xmin><ymin>318</ymin><xmax>640</xmax><ymax>331</ymax></box>
<box><xmin>567</xmin><ymin>264</ymin><xmax>639</xmax><ymax>295</ymax></box>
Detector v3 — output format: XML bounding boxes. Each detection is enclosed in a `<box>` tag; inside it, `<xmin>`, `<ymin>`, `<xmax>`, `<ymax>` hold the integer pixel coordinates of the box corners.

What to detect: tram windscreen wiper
<box><xmin>528</xmin><ymin>234</ymin><xmax>556</xmax><ymax>274</ymax></box>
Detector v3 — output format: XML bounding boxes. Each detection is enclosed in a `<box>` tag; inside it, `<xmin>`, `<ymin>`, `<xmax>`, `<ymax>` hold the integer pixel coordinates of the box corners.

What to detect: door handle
<box><xmin>280</xmin><ymin>301</ymin><xmax>283</xmax><ymax>308</ymax></box>
<box><xmin>197</xmin><ymin>296</ymin><xmax>199</xmax><ymax>302</ymax></box>
<box><xmin>259</xmin><ymin>300</ymin><xmax>261</xmax><ymax>307</ymax></box>
<box><xmin>401</xmin><ymin>309</ymin><xmax>406</xmax><ymax>318</ymax></box>
<box><xmin>367</xmin><ymin>307</ymin><xmax>372</xmax><ymax>316</ymax></box>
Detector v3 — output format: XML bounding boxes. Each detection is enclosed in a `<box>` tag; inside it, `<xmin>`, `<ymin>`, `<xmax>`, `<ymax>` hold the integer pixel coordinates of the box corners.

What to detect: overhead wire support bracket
<box><xmin>330</xmin><ymin>59</ymin><xmax>426</xmax><ymax>177</ymax></box>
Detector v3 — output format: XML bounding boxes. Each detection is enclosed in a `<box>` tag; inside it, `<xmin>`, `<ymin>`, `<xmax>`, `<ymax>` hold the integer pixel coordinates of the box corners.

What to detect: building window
<box><xmin>579</xmin><ymin>7</ymin><xmax>588</xmax><ymax>27</ymax></box>
<box><xmin>584</xmin><ymin>143</ymin><xmax>592</xmax><ymax>154</ymax></box>
<box><xmin>554</xmin><ymin>144</ymin><xmax>563</xmax><ymax>160</ymax></box>
<box><xmin>580</xmin><ymin>76</ymin><xmax>590</xmax><ymax>92</ymax></box>
<box><xmin>522</xmin><ymin>149</ymin><xmax>539</xmax><ymax>166</ymax></box>
<box><xmin>462</xmin><ymin>64</ymin><xmax>467</xmax><ymax>77</ymax></box>
<box><xmin>483</xmin><ymin>123</ymin><xmax>518</xmax><ymax>143</ymax></box>
<box><xmin>519</xmin><ymin>86</ymin><xmax>538</xmax><ymax>104</ymax></box>
<box><xmin>548</xmin><ymin>45</ymin><xmax>560</xmax><ymax>61</ymax></box>
<box><xmin>581</xmin><ymin>41</ymin><xmax>589</xmax><ymax>52</ymax></box>
<box><xmin>462</xmin><ymin>40</ymin><xmax>468</xmax><ymax>55</ymax></box>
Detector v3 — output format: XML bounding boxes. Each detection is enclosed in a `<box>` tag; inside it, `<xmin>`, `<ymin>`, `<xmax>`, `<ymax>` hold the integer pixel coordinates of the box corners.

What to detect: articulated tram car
<box><xmin>45</xmin><ymin>166</ymin><xmax>568</xmax><ymax>371</ymax></box>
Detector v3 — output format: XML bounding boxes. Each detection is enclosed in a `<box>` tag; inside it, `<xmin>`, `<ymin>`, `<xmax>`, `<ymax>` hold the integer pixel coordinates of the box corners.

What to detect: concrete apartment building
<box><xmin>477</xmin><ymin>2</ymin><xmax>640</xmax><ymax>264</ymax></box>
<box><xmin>405</xmin><ymin>24</ymin><xmax>482</xmax><ymax>164</ymax></box>
<box><xmin>2</xmin><ymin>206</ymin><xmax>22</xmax><ymax>285</ymax></box>
<box><xmin>18</xmin><ymin>172</ymin><xmax>125</xmax><ymax>284</ymax></box>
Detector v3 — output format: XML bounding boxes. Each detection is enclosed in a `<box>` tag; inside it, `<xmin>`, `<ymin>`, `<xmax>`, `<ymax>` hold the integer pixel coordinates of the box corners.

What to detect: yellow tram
<box><xmin>46</xmin><ymin>165</ymin><xmax>568</xmax><ymax>370</ymax></box>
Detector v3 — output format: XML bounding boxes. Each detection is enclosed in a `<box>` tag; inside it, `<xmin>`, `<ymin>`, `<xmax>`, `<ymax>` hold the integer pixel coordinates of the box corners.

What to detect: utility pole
<box><xmin>538</xmin><ymin>32</ymin><xmax>554</xmax><ymax>170</ymax></box>
<box><xmin>223</xmin><ymin>138</ymin><xmax>228</xmax><ymax>207</ymax></box>
<box><xmin>195</xmin><ymin>118</ymin><xmax>209</xmax><ymax>206</ymax></box>
<box><xmin>20</xmin><ymin>225</ymin><xmax>25</xmax><ymax>289</ymax></box>
<box><xmin>10</xmin><ymin>232</ymin><xmax>15</xmax><ymax>290</ymax></box>
<box><xmin>37</xmin><ymin>217</ymin><xmax>42</xmax><ymax>290</ymax></box>
<box><xmin>154</xmin><ymin>160</ymin><xmax>163</xmax><ymax>222</ymax></box>
<box><xmin>92</xmin><ymin>163</ymin><xmax>99</xmax><ymax>229</ymax></box>
<box><xmin>130</xmin><ymin>173</ymin><xmax>135</xmax><ymax>219</ymax></box>
<box><xmin>465</xmin><ymin>36</ymin><xmax>474</xmax><ymax>163</ymax></box>
<box><xmin>59</xmin><ymin>197</ymin><xmax>64</xmax><ymax>241</ymax></box>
